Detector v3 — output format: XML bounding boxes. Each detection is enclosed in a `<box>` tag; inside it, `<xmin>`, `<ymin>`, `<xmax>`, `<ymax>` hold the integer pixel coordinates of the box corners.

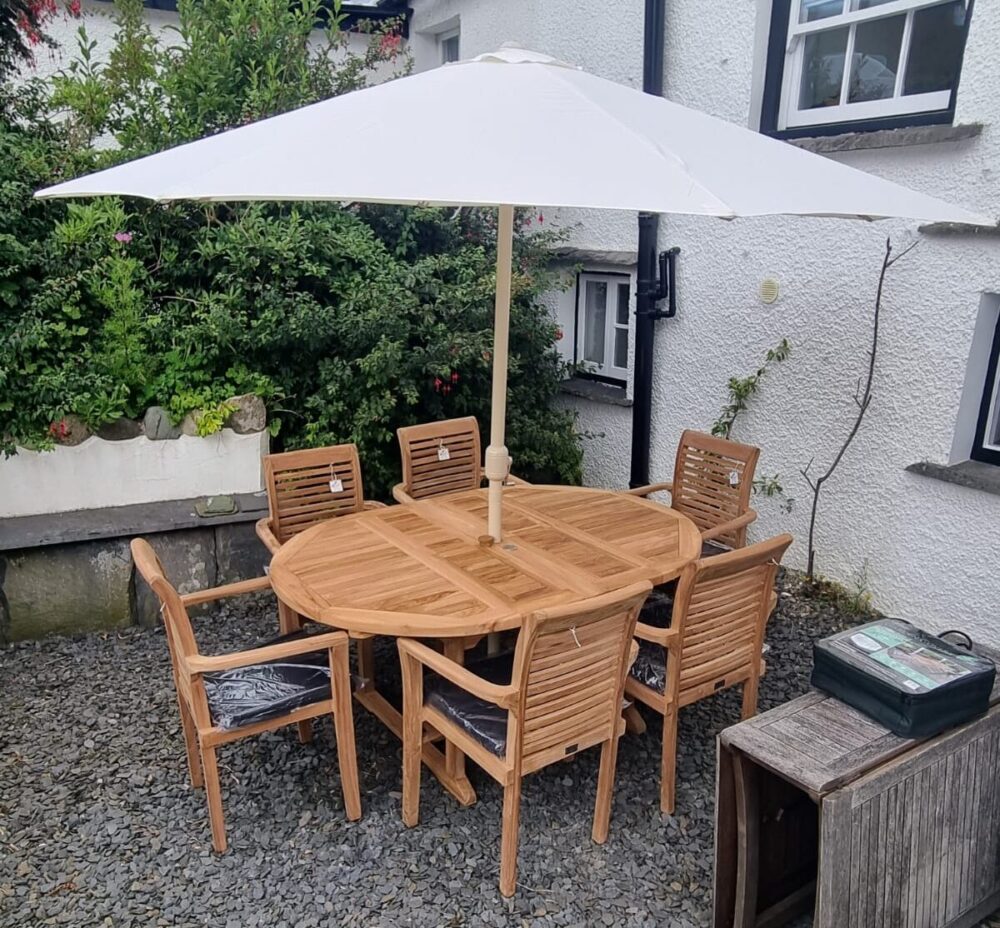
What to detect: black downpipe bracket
<box><xmin>629</xmin><ymin>0</ymin><xmax>671</xmax><ymax>488</ymax></box>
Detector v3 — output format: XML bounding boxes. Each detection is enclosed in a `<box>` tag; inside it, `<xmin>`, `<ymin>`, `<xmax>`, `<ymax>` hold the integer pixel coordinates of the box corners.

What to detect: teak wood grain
<box><xmin>268</xmin><ymin>485</ymin><xmax>702</xmax><ymax>639</ymax></box>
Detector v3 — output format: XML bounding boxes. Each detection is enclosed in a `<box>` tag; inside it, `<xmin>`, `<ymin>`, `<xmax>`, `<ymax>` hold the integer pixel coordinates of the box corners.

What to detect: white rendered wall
<box><xmin>0</xmin><ymin>431</ymin><xmax>268</xmax><ymax>518</ymax></box>
<box><xmin>410</xmin><ymin>0</ymin><xmax>1000</xmax><ymax>644</ymax></box>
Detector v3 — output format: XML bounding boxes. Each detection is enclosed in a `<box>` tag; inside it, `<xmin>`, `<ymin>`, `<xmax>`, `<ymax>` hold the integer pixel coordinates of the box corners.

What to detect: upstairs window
<box><xmin>576</xmin><ymin>273</ymin><xmax>631</xmax><ymax>385</ymax></box>
<box><xmin>973</xmin><ymin>311</ymin><xmax>1000</xmax><ymax>466</ymax></box>
<box><xmin>439</xmin><ymin>28</ymin><xmax>460</xmax><ymax>64</ymax></box>
<box><xmin>762</xmin><ymin>0</ymin><xmax>972</xmax><ymax>137</ymax></box>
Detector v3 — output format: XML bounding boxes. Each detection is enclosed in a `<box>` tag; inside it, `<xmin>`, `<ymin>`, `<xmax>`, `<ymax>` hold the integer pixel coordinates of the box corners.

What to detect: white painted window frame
<box><xmin>777</xmin><ymin>0</ymin><xmax>965</xmax><ymax>131</ymax></box>
<box><xmin>576</xmin><ymin>272</ymin><xmax>631</xmax><ymax>384</ymax></box>
<box><xmin>438</xmin><ymin>28</ymin><xmax>460</xmax><ymax>65</ymax></box>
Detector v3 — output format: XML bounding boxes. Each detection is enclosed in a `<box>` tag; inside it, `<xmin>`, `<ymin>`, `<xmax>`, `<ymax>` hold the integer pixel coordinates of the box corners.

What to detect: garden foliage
<box><xmin>0</xmin><ymin>0</ymin><xmax>583</xmax><ymax>494</ymax></box>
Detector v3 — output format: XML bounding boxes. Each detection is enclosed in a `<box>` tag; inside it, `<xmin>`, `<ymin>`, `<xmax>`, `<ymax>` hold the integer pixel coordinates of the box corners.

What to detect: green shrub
<box><xmin>0</xmin><ymin>0</ymin><xmax>583</xmax><ymax>493</ymax></box>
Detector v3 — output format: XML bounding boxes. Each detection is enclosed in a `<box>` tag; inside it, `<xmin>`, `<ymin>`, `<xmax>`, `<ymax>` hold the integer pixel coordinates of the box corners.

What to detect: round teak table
<box><xmin>269</xmin><ymin>484</ymin><xmax>700</xmax><ymax>804</ymax></box>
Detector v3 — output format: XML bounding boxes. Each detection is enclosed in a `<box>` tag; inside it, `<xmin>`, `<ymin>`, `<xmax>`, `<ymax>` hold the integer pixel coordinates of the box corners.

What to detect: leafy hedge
<box><xmin>0</xmin><ymin>0</ymin><xmax>583</xmax><ymax>495</ymax></box>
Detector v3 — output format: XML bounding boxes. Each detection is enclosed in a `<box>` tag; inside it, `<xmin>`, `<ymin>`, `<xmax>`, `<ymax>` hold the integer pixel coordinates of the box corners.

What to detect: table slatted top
<box><xmin>269</xmin><ymin>485</ymin><xmax>701</xmax><ymax>638</ymax></box>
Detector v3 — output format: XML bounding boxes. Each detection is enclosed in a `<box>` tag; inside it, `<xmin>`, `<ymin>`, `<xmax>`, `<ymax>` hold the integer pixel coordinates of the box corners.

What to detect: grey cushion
<box><xmin>425</xmin><ymin>652</ymin><xmax>513</xmax><ymax>757</ymax></box>
<box><xmin>203</xmin><ymin>631</ymin><xmax>332</xmax><ymax>731</ymax></box>
<box><xmin>630</xmin><ymin>641</ymin><xmax>667</xmax><ymax>693</ymax></box>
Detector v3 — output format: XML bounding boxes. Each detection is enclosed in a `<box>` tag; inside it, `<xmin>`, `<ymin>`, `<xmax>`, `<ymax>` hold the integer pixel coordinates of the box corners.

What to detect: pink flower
<box><xmin>67</xmin><ymin>0</ymin><xmax>81</xmax><ymax>17</ymax></box>
<box><xmin>555</xmin><ymin>328</ymin><xmax>563</xmax><ymax>341</ymax></box>
<box><xmin>538</xmin><ymin>213</ymin><xmax>544</xmax><ymax>224</ymax></box>
<box><xmin>379</xmin><ymin>33</ymin><xmax>401</xmax><ymax>56</ymax></box>
<box><xmin>433</xmin><ymin>377</ymin><xmax>443</xmax><ymax>392</ymax></box>
<box><xmin>451</xmin><ymin>371</ymin><xmax>459</xmax><ymax>383</ymax></box>
<box><xmin>114</xmin><ymin>231</ymin><xmax>133</xmax><ymax>244</ymax></box>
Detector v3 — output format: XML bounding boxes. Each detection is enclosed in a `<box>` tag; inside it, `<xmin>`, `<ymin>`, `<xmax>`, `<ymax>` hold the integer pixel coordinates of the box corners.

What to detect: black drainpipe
<box><xmin>630</xmin><ymin>0</ymin><xmax>668</xmax><ymax>488</ymax></box>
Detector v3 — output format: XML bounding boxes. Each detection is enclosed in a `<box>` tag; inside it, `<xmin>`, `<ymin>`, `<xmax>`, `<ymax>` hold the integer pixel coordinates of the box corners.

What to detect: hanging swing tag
<box><xmin>729</xmin><ymin>470</ymin><xmax>740</xmax><ymax>487</ymax></box>
<box><xmin>329</xmin><ymin>478</ymin><xmax>344</xmax><ymax>494</ymax></box>
<box><xmin>437</xmin><ymin>444</ymin><xmax>451</xmax><ymax>462</ymax></box>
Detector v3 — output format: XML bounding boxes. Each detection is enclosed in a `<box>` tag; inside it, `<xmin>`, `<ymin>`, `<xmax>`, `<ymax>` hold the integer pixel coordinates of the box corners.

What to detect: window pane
<box><xmin>904</xmin><ymin>1</ymin><xmax>966</xmax><ymax>97</ymax></box>
<box><xmin>799</xmin><ymin>27</ymin><xmax>849</xmax><ymax>110</ymax></box>
<box><xmin>440</xmin><ymin>34</ymin><xmax>460</xmax><ymax>64</ymax></box>
<box><xmin>848</xmin><ymin>14</ymin><xmax>905</xmax><ymax>102</ymax></box>
<box><xmin>614</xmin><ymin>329</ymin><xmax>628</xmax><ymax>370</ymax></box>
<box><xmin>800</xmin><ymin>0</ymin><xmax>844</xmax><ymax>23</ymax></box>
<box><xmin>854</xmin><ymin>0</ymin><xmax>896</xmax><ymax>9</ymax></box>
<box><xmin>583</xmin><ymin>281</ymin><xmax>607</xmax><ymax>364</ymax></box>
<box><xmin>616</xmin><ymin>283</ymin><xmax>630</xmax><ymax>325</ymax></box>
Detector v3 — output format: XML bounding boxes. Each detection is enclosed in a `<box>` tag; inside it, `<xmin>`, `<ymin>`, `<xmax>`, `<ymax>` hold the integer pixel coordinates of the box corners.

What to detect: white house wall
<box><xmin>409</xmin><ymin>0</ymin><xmax>1000</xmax><ymax>643</ymax></box>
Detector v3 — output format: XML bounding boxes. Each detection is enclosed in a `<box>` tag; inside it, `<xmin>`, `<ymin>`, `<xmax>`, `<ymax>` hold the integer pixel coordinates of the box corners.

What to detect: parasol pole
<box><xmin>484</xmin><ymin>203</ymin><xmax>515</xmax><ymax>543</ymax></box>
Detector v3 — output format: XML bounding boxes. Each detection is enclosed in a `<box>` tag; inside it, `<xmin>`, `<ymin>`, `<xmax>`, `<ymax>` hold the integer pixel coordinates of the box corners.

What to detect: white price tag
<box><xmin>729</xmin><ymin>470</ymin><xmax>740</xmax><ymax>487</ymax></box>
<box><xmin>329</xmin><ymin>478</ymin><xmax>344</xmax><ymax>493</ymax></box>
<box><xmin>437</xmin><ymin>445</ymin><xmax>451</xmax><ymax>462</ymax></box>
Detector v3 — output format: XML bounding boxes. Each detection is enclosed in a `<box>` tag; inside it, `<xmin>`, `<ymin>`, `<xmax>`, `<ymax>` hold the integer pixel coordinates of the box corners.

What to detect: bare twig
<box><xmin>803</xmin><ymin>237</ymin><xmax>914</xmax><ymax>578</ymax></box>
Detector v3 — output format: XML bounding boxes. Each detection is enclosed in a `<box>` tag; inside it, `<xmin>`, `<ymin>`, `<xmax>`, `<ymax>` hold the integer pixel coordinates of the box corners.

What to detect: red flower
<box><xmin>433</xmin><ymin>377</ymin><xmax>443</xmax><ymax>392</ymax></box>
<box><xmin>451</xmin><ymin>371</ymin><xmax>459</xmax><ymax>383</ymax></box>
<box><xmin>49</xmin><ymin>419</ymin><xmax>70</xmax><ymax>440</ymax></box>
<box><xmin>67</xmin><ymin>0</ymin><xmax>81</xmax><ymax>17</ymax></box>
<box><xmin>555</xmin><ymin>328</ymin><xmax>564</xmax><ymax>341</ymax></box>
<box><xmin>379</xmin><ymin>33</ymin><xmax>401</xmax><ymax>56</ymax></box>
<box><xmin>442</xmin><ymin>384</ymin><xmax>451</xmax><ymax>395</ymax></box>
<box><xmin>538</xmin><ymin>213</ymin><xmax>544</xmax><ymax>224</ymax></box>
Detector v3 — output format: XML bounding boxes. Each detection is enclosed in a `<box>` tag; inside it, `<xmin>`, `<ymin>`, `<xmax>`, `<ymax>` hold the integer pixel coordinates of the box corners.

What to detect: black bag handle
<box><xmin>938</xmin><ymin>629</ymin><xmax>974</xmax><ymax>651</ymax></box>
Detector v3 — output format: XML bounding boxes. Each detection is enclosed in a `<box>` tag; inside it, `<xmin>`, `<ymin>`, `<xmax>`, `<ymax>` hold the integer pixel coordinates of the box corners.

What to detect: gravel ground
<box><xmin>0</xmin><ymin>572</ymin><xmax>985</xmax><ymax>928</ymax></box>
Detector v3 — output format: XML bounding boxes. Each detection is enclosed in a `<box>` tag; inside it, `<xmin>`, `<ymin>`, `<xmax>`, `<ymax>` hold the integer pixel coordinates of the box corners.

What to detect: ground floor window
<box><xmin>972</xmin><ymin>311</ymin><xmax>1000</xmax><ymax>465</ymax></box>
<box><xmin>575</xmin><ymin>272</ymin><xmax>631</xmax><ymax>384</ymax></box>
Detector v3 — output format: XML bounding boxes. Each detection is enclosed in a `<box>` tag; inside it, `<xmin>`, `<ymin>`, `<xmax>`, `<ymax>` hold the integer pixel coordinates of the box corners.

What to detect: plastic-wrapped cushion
<box><xmin>701</xmin><ymin>540</ymin><xmax>730</xmax><ymax>558</ymax></box>
<box><xmin>426</xmin><ymin>652</ymin><xmax>513</xmax><ymax>757</ymax></box>
<box><xmin>203</xmin><ymin>632</ymin><xmax>332</xmax><ymax>731</ymax></box>
<box><xmin>640</xmin><ymin>588</ymin><xmax>675</xmax><ymax>629</ymax></box>
<box><xmin>630</xmin><ymin>641</ymin><xmax>667</xmax><ymax>693</ymax></box>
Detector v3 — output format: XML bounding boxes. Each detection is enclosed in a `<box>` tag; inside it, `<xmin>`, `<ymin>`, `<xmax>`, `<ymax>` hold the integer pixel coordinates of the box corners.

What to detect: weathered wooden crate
<box><xmin>714</xmin><ymin>644</ymin><xmax>1000</xmax><ymax>928</ymax></box>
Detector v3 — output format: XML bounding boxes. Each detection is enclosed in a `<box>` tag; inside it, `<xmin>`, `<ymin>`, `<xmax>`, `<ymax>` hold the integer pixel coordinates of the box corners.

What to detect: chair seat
<box><xmin>425</xmin><ymin>652</ymin><xmax>513</xmax><ymax>757</ymax></box>
<box><xmin>630</xmin><ymin>640</ymin><xmax>668</xmax><ymax>693</ymax></box>
<box><xmin>701</xmin><ymin>540</ymin><xmax>731</xmax><ymax>558</ymax></box>
<box><xmin>203</xmin><ymin>632</ymin><xmax>332</xmax><ymax>731</ymax></box>
<box><xmin>639</xmin><ymin>587</ymin><xmax>675</xmax><ymax>629</ymax></box>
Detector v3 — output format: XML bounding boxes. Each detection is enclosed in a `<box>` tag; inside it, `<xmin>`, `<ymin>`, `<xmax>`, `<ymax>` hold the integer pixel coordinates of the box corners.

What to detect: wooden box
<box><xmin>714</xmin><ymin>645</ymin><xmax>1000</xmax><ymax>928</ymax></box>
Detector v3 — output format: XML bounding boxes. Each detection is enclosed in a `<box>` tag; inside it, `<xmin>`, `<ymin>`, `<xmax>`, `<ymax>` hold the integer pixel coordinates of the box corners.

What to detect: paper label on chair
<box><xmin>329</xmin><ymin>478</ymin><xmax>344</xmax><ymax>493</ymax></box>
<box><xmin>437</xmin><ymin>446</ymin><xmax>451</xmax><ymax>462</ymax></box>
<box><xmin>729</xmin><ymin>470</ymin><xmax>740</xmax><ymax>487</ymax></box>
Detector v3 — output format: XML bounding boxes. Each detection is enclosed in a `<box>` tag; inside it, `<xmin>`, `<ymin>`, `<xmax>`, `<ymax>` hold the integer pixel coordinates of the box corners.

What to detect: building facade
<box><xmin>407</xmin><ymin>0</ymin><xmax>1000</xmax><ymax>642</ymax></box>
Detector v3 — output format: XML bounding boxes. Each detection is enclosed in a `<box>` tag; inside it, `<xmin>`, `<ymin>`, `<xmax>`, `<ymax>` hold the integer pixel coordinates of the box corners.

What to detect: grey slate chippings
<box><xmin>2</xmin><ymin>571</ymin><xmax>997</xmax><ymax>928</ymax></box>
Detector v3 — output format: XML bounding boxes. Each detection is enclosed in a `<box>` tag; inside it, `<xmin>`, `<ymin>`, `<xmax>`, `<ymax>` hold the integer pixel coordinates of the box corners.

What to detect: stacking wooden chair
<box><xmin>131</xmin><ymin>538</ymin><xmax>362</xmax><ymax>853</ymax></box>
<box><xmin>392</xmin><ymin>416</ymin><xmax>528</xmax><ymax>503</ymax></box>
<box><xmin>256</xmin><ymin>443</ymin><xmax>386</xmax><ymax>652</ymax></box>
<box><xmin>627</xmin><ymin>430</ymin><xmax>761</xmax><ymax>556</ymax></box>
<box><xmin>625</xmin><ymin>534</ymin><xmax>792</xmax><ymax>814</ymax></box>
<box><xmin>398</xmin><ymin>582</ymin><xmax>651</xmax><ymax>896</ymax></box>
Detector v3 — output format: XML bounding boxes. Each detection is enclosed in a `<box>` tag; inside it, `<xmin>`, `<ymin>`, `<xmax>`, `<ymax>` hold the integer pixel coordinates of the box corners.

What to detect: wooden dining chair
<box><xmin>392</xmin><ymin>416</ymin><xmax>528</xmax><ymax>504</ymax></box>
<box><xmin>131</xmin><ymin>538</ymin><xmax>362</xmax><ymax>853</ymax></box>
<box><xmin>627</xmin><ymin>430</ymin><xmax>761</xmax><ymax>556</ymax></box>
<box><xmin>625</xmin><ymin>533</ymin><xmax>792</xmax><ymax>815</ymax></box>
<box><xmin>398</xmin><ymin>581</ymin><xmax>652</xmax><ymax>896</ymax></box>
<box><xmin>256</xmin><ymin>443</ymin><xmax>386</xmax><ymax>643</ymax></box>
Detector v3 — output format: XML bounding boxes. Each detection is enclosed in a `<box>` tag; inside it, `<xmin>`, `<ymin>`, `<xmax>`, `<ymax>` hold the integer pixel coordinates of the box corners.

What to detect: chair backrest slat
<box><xmin>671</xmin><ymin>430</ymin><xmax>760</xmax><ymax>549</ymax></box>
<box><xmin>397</xmin><ymin>417</ymin><xmax>481</xmax><ymax>500</ymax></box>
<box><xmin>264</xmin><ymin>444</ymin><xmax>366</xmax><ymax>544</ymax></box>
<box><xmin>673</xmin><ymin>534</ymin><xmax>792</xmax><ymax>700</ymax></box>
<box><xmin>511</xmin><ymin>582</ymin><xmax>650</xmax><ymax>769</ymax></box>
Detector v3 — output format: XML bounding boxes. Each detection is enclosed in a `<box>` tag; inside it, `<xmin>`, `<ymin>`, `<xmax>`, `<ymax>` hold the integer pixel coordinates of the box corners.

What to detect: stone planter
<box><xmin>0</xmin><ymin>430</ymin><xmax>268</xmax><ymax>519</ymax></box>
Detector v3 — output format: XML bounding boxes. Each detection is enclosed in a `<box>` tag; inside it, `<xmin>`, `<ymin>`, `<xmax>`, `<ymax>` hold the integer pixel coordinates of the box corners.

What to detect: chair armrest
<box><xmin>397</xmin><ymin>638</ymin><xmax>517</xmax><ymax>708</ymax></box>
<box><xmin>255</xmin><ymin>517</ymin><xmax>282</xmax><ymax>555</ymax></box>
<box><xmin>699</xmin><ymin>509</ymin><xmax>758</xmax><ymax>544</ymax></box>
<box><xmin>633</xmin><ymin>621</ymin><xmax>680</xmax><ymax>647</ymax></box>
<box><xmin>180</xmin><ymin>575</ymin><xmax>272</xmax><ymax>608</ymax></box>
<box><xmin>625</xmin><ymin>481</ymin><xmax>673</xmax><ymax>498</ymax></box>
<box><xmin>184</xmin><ymin>630</ymin><xmax>349</xmax><ymax>675</ymax></box>
<box><xmin>363</xmin><ymin>500</ymin><xmax>388</xmax><ymax>510</ymax></box>
<box><xmin>392</xmin><ymin>483</ymin><xmax>415</xmax><ymax>504</ymax></box>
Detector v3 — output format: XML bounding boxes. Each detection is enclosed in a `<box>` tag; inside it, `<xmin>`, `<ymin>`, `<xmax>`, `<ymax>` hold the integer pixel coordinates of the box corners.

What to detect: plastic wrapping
<box><xmin>203</xmin><ymin>637</ymin><xmax>332</xmax><ymax>731</ymax></box>
<box><xmin>639</xmin><ymin>588</ymin><xmax>675</xmax><ymax>630</ymax></box>
<box><xmin>630</xmin><ymin>641</ymin><xmax>668</xmax><ymax>693</ymax></box>
<box><xmin>426</xmin><ymin>653</ymin><xmax>513</xmax><ymax>756</ymax></box>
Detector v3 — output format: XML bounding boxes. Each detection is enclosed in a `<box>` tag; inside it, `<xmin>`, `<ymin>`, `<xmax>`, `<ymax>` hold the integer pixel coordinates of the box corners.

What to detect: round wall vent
<box><xmin>760</xmin><ymin>278</ymin><xmax>779</xmax><ymax>304</ymax></box>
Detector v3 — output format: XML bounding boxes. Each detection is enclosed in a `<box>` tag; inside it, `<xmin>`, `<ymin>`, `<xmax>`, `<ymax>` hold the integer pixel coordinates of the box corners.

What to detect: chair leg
<box><xmin>277</xmin><ymin>600</ymin><xmax>313</xmax><ymax>742</ymax></box>
<box><xmin>400</xmin><ymin>648</ymin><xmax>423</xmax><ymax>829</ymax></box>
<box><xmin>330</xmin><ymin>645</ymin><xmax>362</xmax><ymax>822</ymax></box>
<box><xmin>660</xmin><ymin>706</ymin><xmax>679</xmax><ymax>816</ymax></box>
<box><xmin>741</xmin><ymin>673</ymin><xmax>760</xmax><ymax>720</ymax></box>
<box><xmin>592</xmin><ymin>737</ymin><xmax>620</xmax><ymax>844</ymax></box>
<box><xmin>200</xmin><ymin>743</ymin><xmax>227</xmax><ymax>853</ymax></box>
<box><xmin>499</xmin><ymin>777</ymin><xmax>522</xmax><ymax>897</ymax></box>
<box><xmin>178</xmin><ymin>696</ymin><xmax>203</xmax><ymax>789</ymax></box>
